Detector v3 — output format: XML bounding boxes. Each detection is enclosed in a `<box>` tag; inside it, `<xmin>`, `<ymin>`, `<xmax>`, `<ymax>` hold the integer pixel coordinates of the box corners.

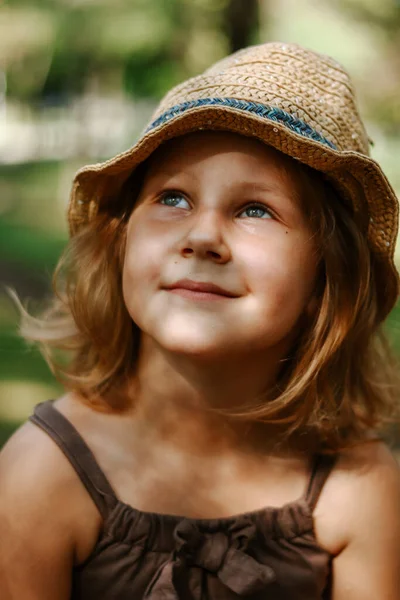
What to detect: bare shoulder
<box><xmin>314</xmin><ymin>439</ymin><xmax>400</xmax><ymax>555</ymax></box>
<box><xmin>313</xmin><ymin>442</ymin><xmax>400</xmax><ymax>598</ymax></box>
<box><xmin>0</xmin><ymin>418</ymin><xmax>73</xmax><ymax>497</ymax></box>
<box><xmin>0</xmin><ymin>411</ymin><xmax>102</xmax><ymax>566</ymax></box>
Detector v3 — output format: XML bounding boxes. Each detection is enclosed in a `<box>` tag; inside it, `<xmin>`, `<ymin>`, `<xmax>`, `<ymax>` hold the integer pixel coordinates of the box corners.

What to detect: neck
<box><xmin>123</xmin><ymin>334</ymin><xmax>294</xmax><ymax>457</ymax></box>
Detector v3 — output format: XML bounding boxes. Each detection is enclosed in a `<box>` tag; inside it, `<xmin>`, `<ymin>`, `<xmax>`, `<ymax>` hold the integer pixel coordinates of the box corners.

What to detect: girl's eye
<box><xmin>238</xmin><ymin>204</ymin><xmax>273</xmax><ymax>219</ymax></box>
<box><xmin>159</xmin><ymin>192</ymin><xmax>190</xmax><ymax>210</ymax></box>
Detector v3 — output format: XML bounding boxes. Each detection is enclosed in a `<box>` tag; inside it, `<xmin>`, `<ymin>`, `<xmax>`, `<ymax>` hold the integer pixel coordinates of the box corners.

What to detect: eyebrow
<box><xmin>142</xmin><ymin>169</ymin><xmax>198</xmax><ymax>191</ymax></box>
<box><xmin>233</xmin><ymin>181</ymin><xmax>297</xmax><ymax>205</ymax></box>
<box><xmin>146</xmin><ymin>173</ymin><xmax>287</xmax><ymax>194</ymax></box>
<box><xmin>234</xmin><ymin>181</ymin><xmax>286</xmax><ymax>194</ymax></box>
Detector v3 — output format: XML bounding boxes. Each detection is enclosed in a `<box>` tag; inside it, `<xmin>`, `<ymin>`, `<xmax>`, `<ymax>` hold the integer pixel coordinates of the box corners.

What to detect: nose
<box><xmin>180</xmin><ymin>209</ymin><xmax>231</xmax><ymax>264</ymax></box>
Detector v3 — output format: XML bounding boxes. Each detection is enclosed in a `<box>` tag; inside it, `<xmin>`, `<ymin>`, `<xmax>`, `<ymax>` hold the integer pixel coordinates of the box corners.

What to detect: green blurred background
<box><xmin>1</xmin><ymin>0</ymin><xmax>400</xmax><ymax>447</ymax></box>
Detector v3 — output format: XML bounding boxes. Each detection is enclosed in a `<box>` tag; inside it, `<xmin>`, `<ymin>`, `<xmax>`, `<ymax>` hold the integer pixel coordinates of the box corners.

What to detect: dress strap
<box><xmin>29</xmin><ymin>400</ymin><xmax>117</xmax><ymax>520</ymax></box>
<box><xmin>304</xmin><ymin>454</ymin><xmax>337</xmax><ymax>513</ymax></box>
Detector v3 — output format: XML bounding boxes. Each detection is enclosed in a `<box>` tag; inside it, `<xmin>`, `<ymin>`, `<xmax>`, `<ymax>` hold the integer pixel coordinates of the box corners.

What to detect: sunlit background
<box><xmin>1</xmin><ymin>0</ymin><xmax>399</xmax><ymax>446</ymax></box>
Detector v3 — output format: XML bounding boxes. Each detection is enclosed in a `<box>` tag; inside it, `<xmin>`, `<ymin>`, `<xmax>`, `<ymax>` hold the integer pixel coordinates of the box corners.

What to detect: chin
<box><xmin>158</xmin><ymin>335</ymin><xmax>229</xmax><ymax>360</ymax></box>
<box><xmin>146</xmin><ymin>326</ymin><xmax>241</xmax><ymax>362</ymax></box>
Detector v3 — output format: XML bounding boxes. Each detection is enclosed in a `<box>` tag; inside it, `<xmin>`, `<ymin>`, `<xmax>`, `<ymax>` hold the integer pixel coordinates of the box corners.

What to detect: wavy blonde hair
<box><xmin>15</xmin><ymin>146</ymin><xmax>400</xmax><ymax>450</ymax></box>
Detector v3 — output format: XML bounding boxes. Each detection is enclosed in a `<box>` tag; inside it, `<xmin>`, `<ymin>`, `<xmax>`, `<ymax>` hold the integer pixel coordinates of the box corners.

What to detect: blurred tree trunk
<box><xmin>223</xmin><ymin>0</ymin><xmax>260</xmax><ymax>52</ymax></box>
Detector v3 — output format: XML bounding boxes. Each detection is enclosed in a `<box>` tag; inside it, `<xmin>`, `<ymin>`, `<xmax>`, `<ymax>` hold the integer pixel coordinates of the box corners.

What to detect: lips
<box><xmin>166</xmin><ymin>279</ymin><xmax>238</xmax><ymax>298</ymax></box>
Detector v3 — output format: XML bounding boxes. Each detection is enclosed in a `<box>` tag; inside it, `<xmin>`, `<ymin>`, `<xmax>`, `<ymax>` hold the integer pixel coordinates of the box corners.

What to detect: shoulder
<box><xmin>0</xmin><ymin>407</ymin><xmax>102</xmax><ymax>565</ymax></box>
<box><xmin>313</xmin><ymin>441</ymin><xmax>400</xmax><ymax>597</ymax></box>
<box><xmin>0</xmin><ymin>418</ymin><xmax>74</xmax><ymax>498</ymax></box>
<box><xmin>314</xmin><ymin>439</ymin><xmax>400</xmax><ymax>555</ymax></box>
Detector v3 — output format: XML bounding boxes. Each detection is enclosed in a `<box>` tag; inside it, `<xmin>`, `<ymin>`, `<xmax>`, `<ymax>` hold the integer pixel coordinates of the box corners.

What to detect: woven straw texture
<box><xmin>69</xmin><ymin>42</ymin><xmax>399</xmax><ymax>317</ymax></box>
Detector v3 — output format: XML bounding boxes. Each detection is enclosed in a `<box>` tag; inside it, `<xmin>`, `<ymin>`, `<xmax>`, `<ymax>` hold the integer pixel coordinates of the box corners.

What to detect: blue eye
<box><xmin>238</xmin><ymin>204</ymin><xmax>273</xmax><ymax>219</ymax></box>
<box><xmin>159</xmin><ymin>192</ymin><xmax>190</xmax><ymax>209</ymax></box>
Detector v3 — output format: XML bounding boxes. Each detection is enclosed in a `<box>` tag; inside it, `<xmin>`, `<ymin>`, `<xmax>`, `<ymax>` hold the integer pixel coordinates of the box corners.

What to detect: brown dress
<box><xmin>30</xmin><ymin>400</ymin><xmax>335</xmax><ymax>599</ymax></box>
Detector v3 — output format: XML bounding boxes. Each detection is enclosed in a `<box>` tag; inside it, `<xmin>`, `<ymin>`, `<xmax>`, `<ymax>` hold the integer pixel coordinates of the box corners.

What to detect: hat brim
<box><xmin>69</xmin><ymin>105</ymin><xmax>399</xmax><ymax>318</ymax></box>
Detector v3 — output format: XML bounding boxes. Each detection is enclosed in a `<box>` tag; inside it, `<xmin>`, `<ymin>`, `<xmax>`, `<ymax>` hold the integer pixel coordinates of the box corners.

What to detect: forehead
<box><xmin>146</xmin><ymin>131</ymin><xmax>298</xmax><ymax>176</ymax></box>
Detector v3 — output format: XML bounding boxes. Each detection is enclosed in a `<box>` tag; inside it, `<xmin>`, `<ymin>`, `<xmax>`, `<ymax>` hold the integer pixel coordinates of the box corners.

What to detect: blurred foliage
<box><xmin>1</xmin><ymin>0</ymin><xmax>399</xmax><ymax>128</ymax></box>
<box><xmin>334</xmin><ymin>0</ymin><xmax>400</xmax><ymax>131</ymax></box>
<box><xmin>3</xmin><ymin>0</ymin><xmax>260</xmax><ymax>101</ymax></box>
<box><xmin>1</xmin><ymin>328</ymin><xmax>53</xmax><ymax>384</ymax></box>
<box><xmin>1</xmin><ymin>0</ymin><xmax>400</xmax><ymax>445</ymax></box>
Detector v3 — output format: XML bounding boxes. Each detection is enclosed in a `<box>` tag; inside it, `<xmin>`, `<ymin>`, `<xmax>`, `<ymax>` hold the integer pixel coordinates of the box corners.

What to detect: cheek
<box><xmin>244</xmin><ymin>235</ymin><xmax>317</xmax><ymax>308</ymax></box>
<box><xmin>122</xmin><ymin>221</ymin><xmax>162</xmax><ymax>312</ymax></box>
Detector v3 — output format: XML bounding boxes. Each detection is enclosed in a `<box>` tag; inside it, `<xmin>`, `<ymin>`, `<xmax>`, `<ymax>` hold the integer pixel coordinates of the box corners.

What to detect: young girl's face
<box><xmin>123</xmin><ymin>132</ymin><xmax>318</xmax><ymax>363</ymax></box>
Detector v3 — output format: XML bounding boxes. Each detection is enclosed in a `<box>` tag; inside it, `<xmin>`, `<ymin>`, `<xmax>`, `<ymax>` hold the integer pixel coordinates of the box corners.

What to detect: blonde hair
<box><xmin>15</xmin><ymin>145</ymin><xmax>400</xmax><ymax>449</ymax></box>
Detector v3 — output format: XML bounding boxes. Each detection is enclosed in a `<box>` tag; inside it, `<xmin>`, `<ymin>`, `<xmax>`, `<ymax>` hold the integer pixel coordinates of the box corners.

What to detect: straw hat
<box><xmin>68</xmin><ymin>42</ymin><xmax>399</xmax><ymax>319</ymax></box>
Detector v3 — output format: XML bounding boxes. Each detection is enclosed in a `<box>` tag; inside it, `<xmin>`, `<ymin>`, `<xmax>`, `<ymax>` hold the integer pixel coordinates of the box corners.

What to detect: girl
<box><xmin>1</xmin><ymin>42</ymin><xmax>400</xmax><ymax>599</ymax></box>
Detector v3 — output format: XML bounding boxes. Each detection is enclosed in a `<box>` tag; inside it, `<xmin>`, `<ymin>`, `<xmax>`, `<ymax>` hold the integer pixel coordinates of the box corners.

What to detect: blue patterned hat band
<box><xmin>145</xmin><ymin>98</ymin><xmax>337</xmax><ymax>150</ymax></box>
